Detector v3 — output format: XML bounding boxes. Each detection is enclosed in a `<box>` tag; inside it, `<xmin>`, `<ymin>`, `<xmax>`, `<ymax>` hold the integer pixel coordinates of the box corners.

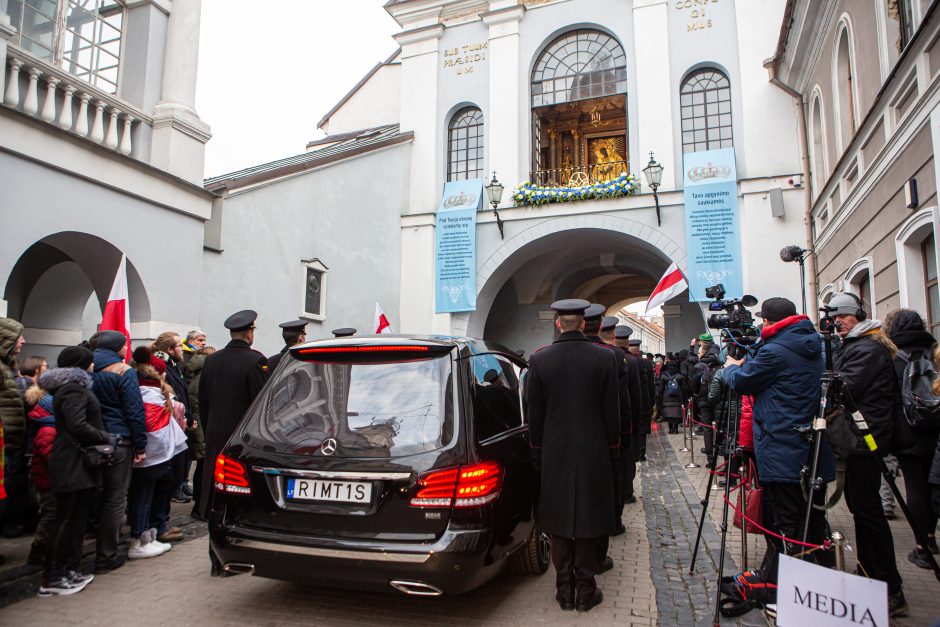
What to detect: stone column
<box><xmin>150</xmin><ymin>0</ymin><xmax>211</xmax><ymax>183</ymax></box>
<box><xmin>482</xmin><ymin>2</ymin><xmax>525</xmax><ymax>193</ymax></box>
<box><xmin>633</xmin><ymin>0</ymin><xmax>677</xmax><ymax>190</ymax></box>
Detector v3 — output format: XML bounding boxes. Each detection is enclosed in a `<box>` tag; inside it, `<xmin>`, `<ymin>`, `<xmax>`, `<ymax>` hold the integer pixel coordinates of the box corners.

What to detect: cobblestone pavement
<box><xmin>0</xmin><ymin>486</ymin><xmax>656</xmax><ymax>625</ymax></box>
<box><xmin>664</xmin><ymin>423</ymin><xmax>940</xmax><ymax>626</ymax></box>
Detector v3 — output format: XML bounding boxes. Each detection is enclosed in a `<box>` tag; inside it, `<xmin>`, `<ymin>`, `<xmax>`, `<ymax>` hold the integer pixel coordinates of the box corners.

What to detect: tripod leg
<box><xmin>712</xmin><ymin>451</ymin><xmax>738</xmax><ymax>627</ymax></box>
<box><xmin>877</xmin><ymin>456</ymin><xmax>940</xmax><ymax>582</ymax></box>
<box><xmin>689</xmin><ymin>445</ymin><xmax>723</xmax><ymax>574</ymax></box>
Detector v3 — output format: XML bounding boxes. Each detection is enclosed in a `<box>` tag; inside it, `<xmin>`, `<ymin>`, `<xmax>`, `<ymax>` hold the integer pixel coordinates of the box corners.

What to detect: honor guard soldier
<box><xmin>268</xmin><ymin>319</ymin><xmax>308</xmax><ymax>372</ymax></box>
<box><xmin>527</xmin><ymin>299</ymin><xmax>620</xmax><ymax>612</ymax></box>
<box><xmin>628</xmin><ymin>338</ymin><xmax>655</xmax><ymax>461</ymax></box>
<box><xmin>332</xmin><ymin>328</ymin><xmax>357</xmax><ymax>338</ymax></box>
<box><xmin>601</xmin><ymin>317</ymin><xmax>642</xmax><ymax>513</ymax></box>
<box><xmin>585</xmin><ymin>307</ymin><xmax>632</xmax><ymax>546</ymax></box>
<box><xmin>616</xmin><ymin>326</ymin><xmax>646</xmax><ymax>502</ymax></box>
<box><xmin>195</xmin><ymin>310</ymin><xmax>269</xmax><ymax>565</ymax></box>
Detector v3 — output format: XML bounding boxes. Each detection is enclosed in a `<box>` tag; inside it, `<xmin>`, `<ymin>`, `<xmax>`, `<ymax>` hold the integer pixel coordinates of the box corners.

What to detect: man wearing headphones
<box><xmin>830</xmin><ymin>292</ymin><xmax>907</xmax><ymax>617</ymax></box>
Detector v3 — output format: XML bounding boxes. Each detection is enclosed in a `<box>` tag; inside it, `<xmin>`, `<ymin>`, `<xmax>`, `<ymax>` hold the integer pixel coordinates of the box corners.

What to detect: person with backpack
<box><xmin>658</xmin><ymin>358</ymin><xmax>688</xmax><ymax>434</ymax></box>
<box><xmin>885</xmin><ymin>309</ymin><xmax>940</xmax><ymax>567</ymax></box>
<box><xmin>694</xmin><ymin>342</ymin><xmax>722</xmax><ymax>456</ymax></box>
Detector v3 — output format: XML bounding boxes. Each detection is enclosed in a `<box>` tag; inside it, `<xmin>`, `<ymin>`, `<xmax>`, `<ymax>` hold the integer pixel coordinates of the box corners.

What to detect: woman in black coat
<box><xmin>886</xmin><ymin>309</ymin><xmax>939</xmax><ymax>566</ymax></box>
<box><xmin>37</xmin><ymin>346</ymin><xmax>112</xmax><ymax>596</ymax></box>
<box><xmin>658</xmin><ymin>360</ymin><xmax>689</xmax><ymax>434</ymax></box>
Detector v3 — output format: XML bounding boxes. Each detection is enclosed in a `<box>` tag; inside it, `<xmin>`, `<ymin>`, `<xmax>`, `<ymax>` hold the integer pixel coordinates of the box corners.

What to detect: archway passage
<box><xmin>4</xmin><ymin>232</ymin><xmax>150</xmax><ymax>362</ymax></box>
<box><xmin>472</xmin><ymin>228</ymin><xmax>703</xmax><ymax>358</ymax></box>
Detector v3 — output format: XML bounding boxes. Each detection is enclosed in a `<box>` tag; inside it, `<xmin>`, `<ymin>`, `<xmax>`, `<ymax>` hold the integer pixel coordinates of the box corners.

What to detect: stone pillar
<box><xmin>633</xmin><ymin>0</ymin><xmax>677</xmax><ymax>190</ymax></box>
<box><xmin>149</xmin><ymin>0</ymin><xmax>211</xmax><ymax>184</ymax></box>
<box><xmin>482</xmin><ymin>3</ymin><xmax>525</xmax><ymax>193</ymax></box>
<box><xmin>0</xmin><ymin>9</ymin><xmax>14</xmax><ymax>99</ymax></box>
<box><xmin>395</xmin><ymin>23</ymin><xmax>443</xmax><ymax>334</ymax></box>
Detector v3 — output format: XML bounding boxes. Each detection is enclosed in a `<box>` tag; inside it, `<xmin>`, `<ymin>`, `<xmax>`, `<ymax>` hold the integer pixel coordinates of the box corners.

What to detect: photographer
<box><xmin>722</xmin><ymin>297</ymin><xmax>834</xmax><ymax>590</ymax></box>
<box><xmin>828</xmin><ymin>293</ymin><xmax>906</xmax><ymax>615</ymax></box>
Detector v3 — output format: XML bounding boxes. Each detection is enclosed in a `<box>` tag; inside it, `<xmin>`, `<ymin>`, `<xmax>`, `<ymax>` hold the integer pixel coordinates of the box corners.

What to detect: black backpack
<box><xmin>663</xmin><ymin>373</ymin><xmax>681</xmax><ymax>398</ymax></box>
<box><xmin>897</xmin><ymin>349</ymin><xmax>940</xmax><ymax>429</ymax></box>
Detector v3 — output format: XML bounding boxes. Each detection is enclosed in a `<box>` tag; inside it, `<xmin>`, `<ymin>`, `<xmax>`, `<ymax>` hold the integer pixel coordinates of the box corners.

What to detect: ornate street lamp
<box><xmin>485</xmin><ymin>171</ymin><xmax>505</xmax><ymax>238</ymax></box>
<box><xmin>642</xmin><ymin>151</ymin><xmax>664</xmax><ymax>226</ymax></box>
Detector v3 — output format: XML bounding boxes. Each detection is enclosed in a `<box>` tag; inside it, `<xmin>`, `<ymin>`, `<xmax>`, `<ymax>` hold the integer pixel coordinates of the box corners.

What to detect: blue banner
<box><xmin>682</xmin><ymin>148</ymin><xmax>743</xmax><ymax>302</ymax></box>
<box><xmin>435</xmin><ymin>179</ymin><xmax>482</xmax><ymax>313</ymax></box>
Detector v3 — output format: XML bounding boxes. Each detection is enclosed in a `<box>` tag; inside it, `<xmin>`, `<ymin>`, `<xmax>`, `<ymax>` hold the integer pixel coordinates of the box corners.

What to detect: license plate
<box><xmin>286</xmin><ymin>478</ymin><xmax>373</xmax><ymax>504</ymax></box>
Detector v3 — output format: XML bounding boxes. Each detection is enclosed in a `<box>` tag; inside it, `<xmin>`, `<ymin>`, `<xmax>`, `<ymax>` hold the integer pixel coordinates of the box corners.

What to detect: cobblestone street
<box><xmin>2</xmin><ymin>426</ymin><xmax>939</xmax><ymax>625</ymax></box>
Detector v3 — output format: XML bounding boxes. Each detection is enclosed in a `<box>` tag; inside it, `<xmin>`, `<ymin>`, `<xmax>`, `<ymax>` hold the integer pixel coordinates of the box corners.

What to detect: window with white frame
<box><xmin>834</xmin><ymin>26</ymin><xmax>856</xmax><ymax>150</ymax></box>
<box><xmin>6</xmin><ymin>0</ymin><xmax>125</xmax><ymax>94</ymax></box>
<box><xmin>895</xmin><ymin>207</ymin><xmax>939</xmax><ymax>336</ymax></box>
<box><xmin>810</xmin><ymin>93</ymin><xmax>827</xmax><ymax>198</ymax></box>
<box><xmin>301</xmin><ymin>259</ymin><xmax>328</xmax><ymax>321</ymax></box>
<box><xmin>845</xmin><ymin>258</ymin><xmax>875</xmax><ymax>319</ymax></box>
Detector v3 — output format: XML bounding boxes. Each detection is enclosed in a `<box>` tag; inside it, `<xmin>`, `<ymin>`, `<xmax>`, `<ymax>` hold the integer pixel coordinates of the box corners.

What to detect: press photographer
<box><xmin>828</xmin><ymin>292</ymin><xmax>907</xmax><ymax>614</ymax></box>
<box><xmin>722</xmin><ymin>296</ymin><xmax>834</xmax><ymax>592</ymax></box>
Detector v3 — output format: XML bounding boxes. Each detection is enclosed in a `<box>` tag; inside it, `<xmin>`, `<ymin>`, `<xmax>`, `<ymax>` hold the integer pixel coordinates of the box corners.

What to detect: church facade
<box><xmin>205</xmin><ymin>0</ymin><xmax>809</xmax><ymax>356</ymax></box>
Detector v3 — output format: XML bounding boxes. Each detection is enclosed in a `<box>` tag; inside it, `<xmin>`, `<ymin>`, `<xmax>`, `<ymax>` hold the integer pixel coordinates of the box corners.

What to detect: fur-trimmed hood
<box><xmin>38</xmin><ymin>367</ymin><xmax>94</xmax><ymax>391</ymax></box>
<box><xmin>25</xmin><ymin>384</ymin><xmax>47</xmax><ymax>406</ymax></box>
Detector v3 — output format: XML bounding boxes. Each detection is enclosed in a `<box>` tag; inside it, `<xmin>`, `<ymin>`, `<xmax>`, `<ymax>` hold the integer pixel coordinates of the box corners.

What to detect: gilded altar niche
<box><xmin>532</xmin><ymin>93</ymin><xmax>628</xmax><ymax>186</ymax></box>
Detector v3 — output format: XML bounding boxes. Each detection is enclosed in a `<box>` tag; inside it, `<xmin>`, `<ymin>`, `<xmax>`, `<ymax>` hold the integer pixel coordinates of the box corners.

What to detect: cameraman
<box><xmin>828</xmin><ymin>293</ymin><xmax>906</xmax><ymax>615</ymax></box>
<box><xmin>722</xmin><ymin>297</ymin><xmax>834</xmax><ymax>589</ymax></box>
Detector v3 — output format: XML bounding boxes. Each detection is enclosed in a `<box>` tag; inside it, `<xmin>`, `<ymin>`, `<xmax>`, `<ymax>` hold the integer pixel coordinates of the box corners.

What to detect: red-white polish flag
<box><xmin>100</xmin><ymin>255</ymin><xmax>131</xmax><ymax>360</ymax></box>
<box><xmin>646</xmin><ymin>262</ymin><xmax>688</xmax><ymax>314</ymax></box>
<box><xmin>374</xmin><ymin>303</ymin><xmax>393</xmax><ymax>334</ymax></box>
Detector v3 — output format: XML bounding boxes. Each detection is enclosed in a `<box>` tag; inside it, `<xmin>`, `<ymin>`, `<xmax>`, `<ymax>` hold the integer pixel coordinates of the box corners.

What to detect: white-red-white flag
<box><xmin>374</xmin><ymin>303</ymin><xmax>393</xmax><ymax>334</ymax></box>
<box><xmin>100</xmin><ymin>255</ymin><xmax>131</xmax><ymax>361</ymax></box>
<box><xmin>645</xmin><ymin>262</ymin><xmax>688</xmax><ymax>314</ymax></box>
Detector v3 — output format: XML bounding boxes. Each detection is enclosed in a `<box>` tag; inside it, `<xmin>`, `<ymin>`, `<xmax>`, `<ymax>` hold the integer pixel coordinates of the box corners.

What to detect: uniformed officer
<box><xmin>195</xmin><ymin>310</ymin><xmax>269</xmax><ymax>563</ymax></box>
<box><xmin>268</xmin><ymin>319</ymin><xmax>308</xmax><ymax>372</ymax></box>
<box><xmin>527</xmin><ymin>299</ymin><xmax>620</xmax><ymax>612</ymax></box>
<box><xmin>332</xmin><ymin>327</ymin><xmax>357</xmax><ymax>338</ymax></box>
<box><xmin>615</xmin><ymin>325</ymin><xmax>645</xmax><ymax>503</ymax></box>
<box><xmin>628</xmin><ymin>338</ymin><xmax>656</xmax><ymax>462</ymax></box>
<box><xmin>601</xmin><ymin>317</ymin><xmax>642</xmax><ymax>513</ymax></box>
<box><xmin>584</xmin><ymin>307</ymin><xmax>632</xmax><ymax>550</ymax></box>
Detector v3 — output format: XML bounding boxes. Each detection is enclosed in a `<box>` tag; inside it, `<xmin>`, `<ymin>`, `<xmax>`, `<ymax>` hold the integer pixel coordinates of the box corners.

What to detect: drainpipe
<box><xmin>766</xmin><ymin>60</ymin><xmax>819</xmax><ymax>322</ymax></box>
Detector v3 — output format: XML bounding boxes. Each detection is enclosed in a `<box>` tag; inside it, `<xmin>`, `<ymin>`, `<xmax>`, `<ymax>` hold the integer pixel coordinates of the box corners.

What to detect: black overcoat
<box><xmin>40</xmin><ymin>368</ymin><xmax>111</xmax><ymax>494</ymax></box>
<box><xmin>195</xmin><ymin>339</ymin><xmax>269</xmax><ymax>517</ymax></box>
<box><xmin>527</xmin><ymin>331</ymin><xmax>620</xmax><ymax>539</ymax></box>
<box><xmin>638</xmin><ymin>355</ymin><xmax>655</xmax><ymax>434</ymax></box>
<box><xmin>622</xmin><ymin>350</ymin><xmax>644</xmax><ymax>433</ymax></box>
<box><xmin>586</xmin><ymin>335</ymin><xmax>632</xmax><ymax>437</ymax></box>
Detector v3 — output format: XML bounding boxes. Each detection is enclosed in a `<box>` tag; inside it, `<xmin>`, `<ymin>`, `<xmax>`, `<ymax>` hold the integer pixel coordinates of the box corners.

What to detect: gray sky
<box><xmin>196</xmin><ymin>0</ymin><xmax>400</xmax><ymax>178</ymax></box>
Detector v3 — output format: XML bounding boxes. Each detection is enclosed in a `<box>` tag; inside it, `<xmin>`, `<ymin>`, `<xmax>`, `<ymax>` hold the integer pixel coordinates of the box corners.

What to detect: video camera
<box><xmin>705</xmin><ymin>284</ymin><xmax>760</xmax><ymax>359</ymax></box>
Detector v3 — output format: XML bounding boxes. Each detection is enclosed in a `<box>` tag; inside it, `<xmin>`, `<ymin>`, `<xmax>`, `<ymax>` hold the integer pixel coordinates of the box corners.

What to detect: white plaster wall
<box><xmin>200</xmin><ymin>143</ymin><xmax>410</xmax><ymax>356</ymax></box>
<box><xmin>322</xmin><ymin>63</ymin><xmax>402</xmax><ymax>136</ymax></box>
<box><xmin>0</xmin><ymin>151</ymin><xmax>206</xmax><ymax>329</ymax></box>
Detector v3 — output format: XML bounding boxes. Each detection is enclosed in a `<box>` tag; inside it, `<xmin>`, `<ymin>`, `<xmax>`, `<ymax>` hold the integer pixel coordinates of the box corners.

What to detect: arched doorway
<box><xmin>452</xmin><ymin>217</ymin><xmax>705</xmax><ymax>357</ymax></box>
<box><xmin>4</xmin><ymin>232</ymin><xmax>150</xmax><ymax>362</ymax></box>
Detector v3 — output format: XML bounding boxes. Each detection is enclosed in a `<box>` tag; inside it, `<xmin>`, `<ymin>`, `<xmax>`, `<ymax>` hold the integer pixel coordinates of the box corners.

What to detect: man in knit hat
<box><xmin>91</xmin><ymin>329</ymin><xmax>147</xmax><ymax>572</ymax></box>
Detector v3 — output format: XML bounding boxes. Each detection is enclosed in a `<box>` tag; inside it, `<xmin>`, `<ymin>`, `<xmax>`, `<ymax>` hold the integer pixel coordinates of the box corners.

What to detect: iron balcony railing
<box><xmin>528</xmin><ymin>160</ymin><xmax>630</xmax><ymax>187</ymax></box>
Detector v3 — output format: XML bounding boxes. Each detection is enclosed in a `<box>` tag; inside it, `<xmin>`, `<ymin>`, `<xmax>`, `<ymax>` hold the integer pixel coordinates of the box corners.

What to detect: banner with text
<box><xmin>682</xmin><ymin>147</ymin><xmax>743</xmax><ymax>301</ymax></box>
<box><xmin>435</xmin><ymin>179</ymin><xmax>482</xmax><ymax>313</ymax></box>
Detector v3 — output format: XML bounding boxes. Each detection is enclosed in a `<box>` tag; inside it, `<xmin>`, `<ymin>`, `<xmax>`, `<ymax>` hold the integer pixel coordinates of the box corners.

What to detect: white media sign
<box><xmin>777</xmin><ymin>555</ymin><xmax>887</xmax><ymax>626</ymax></box>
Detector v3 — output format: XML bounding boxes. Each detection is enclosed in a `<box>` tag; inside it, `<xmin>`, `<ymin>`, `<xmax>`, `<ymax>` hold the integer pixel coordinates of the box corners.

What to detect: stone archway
<box><xmin>451</xmin><ymin>213</ymin><xmax>701</xmax><ymax>355</ymax></box>
<box><xmin>4</xmin><ymin>232</ymin><xmax>150</xmax><ymax>362</ymax></box>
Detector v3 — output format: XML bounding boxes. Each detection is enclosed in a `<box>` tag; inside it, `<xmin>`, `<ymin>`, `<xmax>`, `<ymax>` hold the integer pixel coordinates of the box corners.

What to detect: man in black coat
<box><xmin>267</xmin><ymin>319</ymin><xmax>307</xmax><ymax>372</ymax></box>
<box><xmin>628</xmin><ymin>339</ymin><xmax>655</xmax><ymax>461</ymax></box>
<box><xmin>601</xmin><ymin>318</ymin><xmax>641</xmax><ymax>512</ymax></box>
<box><xmin>830</xmin><ymin>292</ymin><xmax>907</xmax><ymax>615</ymax></box>
<box><xmin>195</xmin><ymin>311</ymin><xmax>269</xmax><ymax>534</ymax></box>
<box><xmin>527</xmin><ymin>299</ymin><xmax>620</xmax><ymax>612</ymax></box>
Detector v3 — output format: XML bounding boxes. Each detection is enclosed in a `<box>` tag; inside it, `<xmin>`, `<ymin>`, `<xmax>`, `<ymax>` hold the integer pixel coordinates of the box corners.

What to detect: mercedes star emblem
<box><xmin>321</xmin><ymin>438</ymin><xmax>337</xmax><ymax>456</ymax></box>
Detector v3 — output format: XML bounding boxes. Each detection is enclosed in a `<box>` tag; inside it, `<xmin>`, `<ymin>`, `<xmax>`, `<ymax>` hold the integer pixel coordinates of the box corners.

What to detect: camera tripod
<box><xmin>799</xmin><ymin>313</ymin><xmax>940</xmax><ymax>582</ymax></box>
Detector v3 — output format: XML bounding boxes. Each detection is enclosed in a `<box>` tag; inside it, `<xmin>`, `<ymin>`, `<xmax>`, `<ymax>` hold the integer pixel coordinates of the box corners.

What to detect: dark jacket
<box><xmin>631</xmin><ymin>351</ymin><xmax>652</xmax><ymax>433</ymax></box>
<box><xmin>267</xmin><ymin>347</ymin><xmax>289</xmax><ymax>373</ymax></box>
<box><xmin>527</xmin><ymin>331</ymin><xmax>620</xmax><ymax>538</ymax></box>
<box><xmin>164</xmin><ymin>356</ymin><xmax>191</xmax><ymax>425</ymax></box>
<box><xmin>40</xmin><ymin>368</ymin><xmax>111</xmax><ymax>493</ymax></box>
<box><xmin>888</xmin><ymin>311</ymin><xmax>937</xmax><ymax>459</ymax></box>
<box><xmin>657</xmin><ymin>362</ymin><xmax>689</xmax><ymax>421</ymax></box>
<box><xmin>621</xmin><ymin>349</ymin><xmax>643</xmax><ymax>433</ymax></box>
<box><xmin>834</xmin><ymin>321</ymin><xmax>900</xmax><ymax>456</ymax></box>
<box><xmin>724</xmin><ymin>315</ymin><xmax>834</xmax><ymax>484</ymax></box>
<box><xmin>92</xmin><ymin>349</ymin><xmax>147</xmax><ymax>453</ymax></box>
<box><xmin>0</xmin><ymin>317</ymin><xmax>26</xmax><ymax>452</ymax></box>
<box><xmin>186</xmin><ymin>353</ymin><xmax>208</xmax><ymax>460</ymax></box>
<box><xmin>694</xmin><ymin>345</ymin><xmax>722</xmax><ymax>421</ymax></box>
<box><xmin>587</xmin><ymin>336</ymin><xmax>632</xmax><ymax>437</ymax></box>
<box><xmin>195</xmin><ymin>339</ymin><xmax>269</xmax><ymax>517</ymax></box>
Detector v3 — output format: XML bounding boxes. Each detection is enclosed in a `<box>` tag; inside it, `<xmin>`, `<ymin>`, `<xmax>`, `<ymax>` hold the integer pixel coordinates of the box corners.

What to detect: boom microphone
<box><xmin>780</xmin><ymin>245</ymin><xmax>808</xmax><ymax>263</ymax></box>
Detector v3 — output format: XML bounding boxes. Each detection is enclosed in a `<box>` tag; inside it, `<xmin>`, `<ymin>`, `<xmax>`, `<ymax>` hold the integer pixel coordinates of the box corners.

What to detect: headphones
<box><xmin>844</xmin><ymin>292</ymin><xmax>867</xmax><ymax>321</ymax></box>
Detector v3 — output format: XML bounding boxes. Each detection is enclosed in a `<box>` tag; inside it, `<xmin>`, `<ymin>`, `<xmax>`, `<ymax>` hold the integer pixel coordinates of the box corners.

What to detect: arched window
<box><xmin>529</xmin><ymin>30</ymin><xmax>628</xmax><ymax>184</ymax></box>
<box><xmin>810</xmin><ymin>93</ymin><xmax>827</xmax><ymax>196</ymax></box>
<box><xmin>680</xmin><ymin>68</ymin><xmax>733</xmax><ymax>154</ymax></box>
<box><xmin>835</xmin><ymin>26</ymin><xmax>856</xmax><ymax>149</ymax></box>
<box><xmin>447</xmin><ymin>107</ymin><xmax>484</xmax><ymax>182</ymax></box>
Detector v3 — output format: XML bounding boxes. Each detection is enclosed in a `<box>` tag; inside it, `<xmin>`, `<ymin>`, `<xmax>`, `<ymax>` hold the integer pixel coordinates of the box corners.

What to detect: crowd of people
<box><xmin>0</xmin><ymin>321</ymin><xmax>213</xmax><ymax>596</ymax></box>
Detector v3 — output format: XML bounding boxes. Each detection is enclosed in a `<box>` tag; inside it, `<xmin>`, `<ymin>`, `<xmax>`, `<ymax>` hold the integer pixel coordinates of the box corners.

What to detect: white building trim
<box><xmin>830</xmin><ymin>14</ymin><xmax>861</xmax><ymax>156</ymax></box>
<box><xmin>843</xmin><ymin>255</ymin><xmax>876</xmax><ymax>318</ymax></box>
<box><xmin>895</xmin><ymin>205</ymin><xmax>940</xmax><ymax>312</ymax></box>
